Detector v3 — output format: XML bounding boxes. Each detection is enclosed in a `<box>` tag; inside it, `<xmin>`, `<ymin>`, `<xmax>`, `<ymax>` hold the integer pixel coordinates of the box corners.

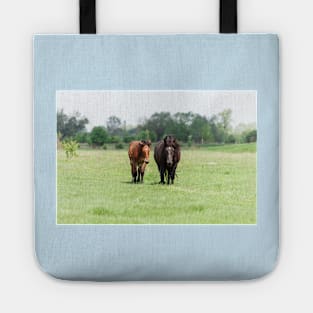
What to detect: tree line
<box><xmin>57</xmin><ymin>109</ymin><xmax>257</xmax><ymax>148</ymax></box>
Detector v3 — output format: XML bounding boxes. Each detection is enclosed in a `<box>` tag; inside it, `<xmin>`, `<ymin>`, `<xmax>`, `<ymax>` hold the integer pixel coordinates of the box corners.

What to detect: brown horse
<box><xmin>154</xmin><ymin>135</ymin><xmax>181</xmax><ymax>184</ymax></box>
<box><xmin>128</xmin><ymin>140</ymin><xmax>151</xmax><ymax>183</ymax></box>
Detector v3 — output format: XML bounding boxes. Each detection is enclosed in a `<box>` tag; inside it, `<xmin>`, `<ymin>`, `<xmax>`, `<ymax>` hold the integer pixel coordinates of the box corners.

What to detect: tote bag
<box><xmin>34</xmin><ymin>0</ymin><xmax>279</xmax><ymax>281</ymax></box>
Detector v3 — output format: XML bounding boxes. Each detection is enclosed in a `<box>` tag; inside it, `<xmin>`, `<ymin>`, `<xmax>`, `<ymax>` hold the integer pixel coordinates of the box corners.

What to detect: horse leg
<box><xmin>139</xmin><ymin>162</ymin><xmax>147</xmax><ymax>183</ymax></box>
<box><xmin>131</xmin><ymin>162</ymin><xmax>137</xmax><ymax>183</ymax></box>
<box><xmin>167</xmin><ymin>169</ymin><xmax>170</xmax><ymax>185</ymax></box>
<box><xmin>137</xmin><ymin>165</ymin><xmax>143</xmax><ymax>183</ymax></box>
<box><xmin>136</xmin><ymin>167</ymin><xmax>141</xmax><ymax>183</ymax></box>
<box><xmin>160</xmin><ymin>167</ymin><xmax>165</xmax><ymax>184</ymax></box>
<box><xmin>171</xmin><ymin>165</ymin><xmax>177</xmax><ymax>184</ymax></box>
<box><xmin>140</xmin><ymin>170</ymin><xmax>144</xmax><ymax>183</ymax></box>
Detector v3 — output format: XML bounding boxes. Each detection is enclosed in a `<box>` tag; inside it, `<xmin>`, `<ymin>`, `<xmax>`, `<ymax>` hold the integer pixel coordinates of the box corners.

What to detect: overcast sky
<box><xmin>57</xmin><ymin>90</ymin><xmax>256</xmax><ymax>130</ymax></box>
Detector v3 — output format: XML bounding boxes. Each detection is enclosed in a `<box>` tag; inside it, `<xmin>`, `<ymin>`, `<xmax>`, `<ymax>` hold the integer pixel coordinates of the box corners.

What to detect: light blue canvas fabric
<box><xmin>34</xmin><ymin>34</ymin><xmax>279</xmax><ymax>281</ymax></box>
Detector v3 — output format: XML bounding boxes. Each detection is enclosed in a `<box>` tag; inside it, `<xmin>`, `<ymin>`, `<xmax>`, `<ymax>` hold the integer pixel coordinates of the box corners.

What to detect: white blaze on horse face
<box><xmin>165</xmin><ymin>146</ymin><xmax>174</xmax><ymax>165</ymax></box>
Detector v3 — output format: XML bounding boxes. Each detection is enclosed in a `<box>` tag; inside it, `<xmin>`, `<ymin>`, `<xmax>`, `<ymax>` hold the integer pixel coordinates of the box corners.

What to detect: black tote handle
<box><xmin>80</xmin><ymin>0</ymin><xmax>237</xmax><ymax>34</ymax></box>
<box><xmin>220</xmin><ymin>0</ymin><xmax>237</xmax><ymax>33</ymax></box>
<box><xmin>80</xmin><ymin>0</ymin><xmax>96</xmax><ymax>34</ymax></box>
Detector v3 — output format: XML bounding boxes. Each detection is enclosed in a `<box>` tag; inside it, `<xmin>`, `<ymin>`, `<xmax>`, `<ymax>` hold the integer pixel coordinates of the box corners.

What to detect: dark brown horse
<box><xmin>128</xmin><ymin>140</ymin><xmax>151</xmax><ymax>183</ymax></box>
<box><xmin>154</xmin><ymin>135</ymin><xmax>181</xmax><ymax>184</ymax></box>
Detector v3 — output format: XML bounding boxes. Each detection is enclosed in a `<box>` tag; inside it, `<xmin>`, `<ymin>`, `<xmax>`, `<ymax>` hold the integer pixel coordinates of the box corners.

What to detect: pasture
<box><xmin>57</xmin><ymin>144</ymin><xmax>256</xmax><ymax>224</ymax></box>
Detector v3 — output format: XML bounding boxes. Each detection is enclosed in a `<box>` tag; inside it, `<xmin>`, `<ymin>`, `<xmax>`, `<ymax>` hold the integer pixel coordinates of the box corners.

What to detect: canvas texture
<box><xmin>34</xmin><ymin>34</ymin><xmax>279</xmax><ymax>280</ymax></box>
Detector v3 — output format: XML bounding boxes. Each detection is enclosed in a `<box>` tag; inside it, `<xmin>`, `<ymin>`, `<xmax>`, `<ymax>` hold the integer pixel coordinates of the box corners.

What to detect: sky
<box><xmin>57</xmin><ymin>90</ymin><xmax>257</xmax><ymax>130</ymax></box>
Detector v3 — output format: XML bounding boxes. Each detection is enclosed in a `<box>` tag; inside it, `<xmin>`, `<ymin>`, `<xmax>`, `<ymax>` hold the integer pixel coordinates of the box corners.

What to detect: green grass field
<box><xmin>57</xmin><ymin>143</ymin><xmax>256</xmax><ymax>224</ymax></box>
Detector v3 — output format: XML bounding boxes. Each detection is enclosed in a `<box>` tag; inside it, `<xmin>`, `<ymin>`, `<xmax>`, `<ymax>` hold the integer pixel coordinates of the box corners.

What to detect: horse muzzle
<box><xmin>144</xmin><ymin>159</ymin><xmax>149</xmax><ymax>164</ymax></box>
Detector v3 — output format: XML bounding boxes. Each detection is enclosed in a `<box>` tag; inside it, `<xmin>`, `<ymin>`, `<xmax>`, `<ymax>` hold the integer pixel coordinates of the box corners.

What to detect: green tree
<box><xmin>75</xmin><ymin>132</ymin><xmax>90</xmax><ymax>143</ymax></box>
<box><xmin>218</xmin><ymin>109</ymin><xmax>232</xmax><ymax>133</ymax></box>
<box><xmin>142</xmin><ymin>112</ymin><xmax>173</xmax><ymax>140</ymax></box>
<box><xmin>187</xmin><ymin>135</ymin><xmax>193</xmax><ymax>147</ymax></box>
<box><xmin>226</xmin><ymin>134</ymin><xmax>236</xmax><ymax>144</ymax></box>
<box><xmin>57</xmin><ymin>110</ymin><xmax>89</xmax><ymax>140</ymax></box>
<box><xmin>190</xmin><ymin>114</ymin><xmax>210</xmax><ymax>143</ymax></box>
<box><xmin>169</xmin><ymin>112</ymin><xmax>194</xmax><ymax>142</ymax></box>
<box><xmin>136</xmin><ymin>129</ymin><xmax>156</xmax><ymax>142</ymax></box>
<box><xmin>216</xmin><ymin>109</ymin><xmax>232</xmax><ymax>143</ymax></box>
<box><xmin>108</xmin><ymin>135</ymin><xmax>122</xmax><ymax>143</ymax></box>
<box><xmin>107</xmin><ymin>116</ymin><xmax>122</xmax><ymax>135</ymax></box>
<box><xmin>208</xmin><ymin>115</ymin><xmax>224</xmax><ymax>143</ymax></box>
<box><xmin>244</xmin><ymin>129</ymin><xmax>257</xmax><ymax>143</ymax></box>
<box><xmin>207</xmin><ymin>109</ymin><xmax>233</xmax><ymax>143</ymax></box>
<box><xmin>234</xmin><ymin>123</ymin><xmax>257</xmax><ymax>143</ymax></box>
<box><xmin>123</xmin><ymin>135</ymin><xmax>137</xmax><ymax>143</ymax></box>
<box><xmin>90</xmin><ymin>126</ymin><xmax>108</xmax><ymax>146</ymax></box>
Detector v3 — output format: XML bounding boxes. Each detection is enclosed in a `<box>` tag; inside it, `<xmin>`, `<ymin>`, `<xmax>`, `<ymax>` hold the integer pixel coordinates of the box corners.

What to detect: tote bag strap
<box><xmin>220</xmin><ymin>0</ymin><xmax>237</xmax><ymax>33</ymax></box>
<box><xmin>79</xmin><ymin>0</ymin><xmax>237</xmax><ymax>34</ymax></box>
<box><xmin>80</xmin><ymin>0</ymin><xmax>96</xmax><ymax>34</ymax></box>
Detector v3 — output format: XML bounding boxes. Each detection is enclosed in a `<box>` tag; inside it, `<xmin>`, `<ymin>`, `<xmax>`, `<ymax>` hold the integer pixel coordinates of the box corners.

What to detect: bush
<box><xmin>62</xmin><ymin>140</ymin><xmax>79</xmax><ymax>159</ymax></box>
<box><xmin>123</xmin><ymin>135</ymin><xmax>136</xmax><ymax>143</ymax></box>
<box><xmin>136</xmin><ymin>129</ymin><xmax>157</xmax><ymax>142</ymax></box>
<box><xmin>102</xmin><ymin>144</ymin><xmax>107</xmax><ymax>150</ymax></box>
<box><xmin>109</xmin><ymin>135</ymin><xmax>121</xmax><ymax>144</ymax></box>
<box><xmin>75</xmin><ymin>132</ymin><xmax>90</xmax><ymax>143</ymax></box>
<box><xmin>90</xmin><ymin>126</ymin><xmax>108</xmax><ymax>146</ymax></box>
<box><xmin>226</xmin><ymin>134</ymin><xmax>236</xmax><ymax>144</ymax></box>
<box><xmin>115</xmin><ymin>143</ymin><xmax>124</xmax><ymax>149</ymax></box>
<box><xmin>245</xmin><ymin>129</ymin><xmax>257</xmax><ymax>143</ymax></box>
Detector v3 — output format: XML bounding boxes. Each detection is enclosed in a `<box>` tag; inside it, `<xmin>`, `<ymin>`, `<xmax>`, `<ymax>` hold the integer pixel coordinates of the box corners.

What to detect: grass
<box><xmin>207</xmin><ymin>142</ymin><xmax>256</xmax><ymax>153</ymax></box>
<box><xmin>57</xmin><ymin>144</ymin><xmax>256</xmax><ymax>224</ymax></box>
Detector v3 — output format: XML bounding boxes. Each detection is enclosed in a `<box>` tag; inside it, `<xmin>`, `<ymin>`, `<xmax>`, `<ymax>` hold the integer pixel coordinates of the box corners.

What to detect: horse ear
<box><xmin>139</xmin><ymin>141</ymin><xmax>144</xmax><ymax>146</ymax></box>
<box><xmin>163</xmin><ymin>135</ymin><xmax>168</xmax><ymax>143</ymax></box>
<box><xmin>146</xmin><ymin>140</ymin><xmax>151</xmax><ymax>147</ymax></box>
